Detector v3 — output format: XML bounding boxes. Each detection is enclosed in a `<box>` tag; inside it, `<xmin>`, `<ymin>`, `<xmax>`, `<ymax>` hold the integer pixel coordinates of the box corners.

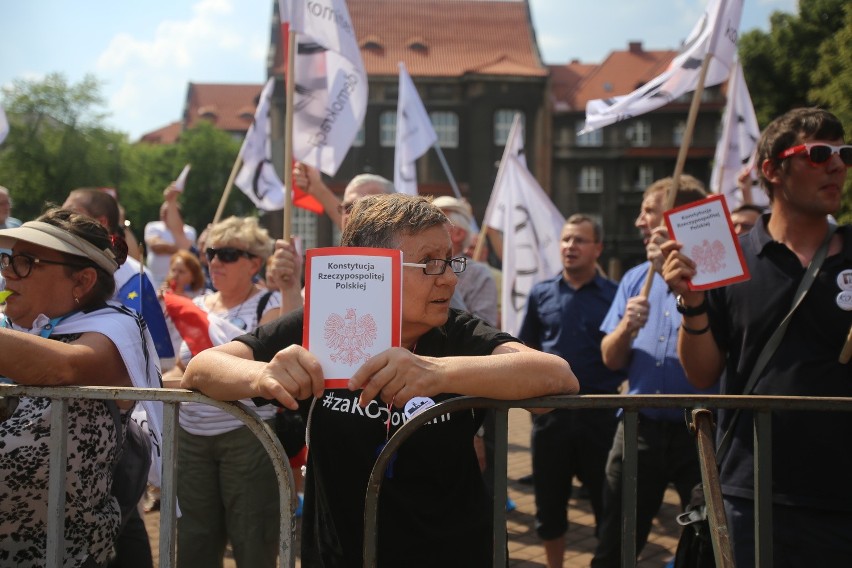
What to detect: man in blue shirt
<box><xmin>591</xmin><ymin>176</ymin><xmax>717</xmax><ymax>568</ymax></box>
<box><xmin>519</xmin><ymin>214</ymin><xmax>624</xmax><ymax>568</ymax></box>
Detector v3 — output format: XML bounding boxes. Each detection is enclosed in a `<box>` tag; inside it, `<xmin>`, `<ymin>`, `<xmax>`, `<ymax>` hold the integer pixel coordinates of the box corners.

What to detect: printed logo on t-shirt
<box><xmin>321</xmin><ymin>391</ymin><xmax>450</xmax><ymax>427</ymax></box>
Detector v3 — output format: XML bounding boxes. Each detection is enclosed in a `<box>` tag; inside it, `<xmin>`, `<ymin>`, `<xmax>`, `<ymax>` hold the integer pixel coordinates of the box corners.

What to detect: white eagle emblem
<box><xmin>324</xmin><ymin>308</ymin><xmax>378</xmax><ymax>366</ymax></box>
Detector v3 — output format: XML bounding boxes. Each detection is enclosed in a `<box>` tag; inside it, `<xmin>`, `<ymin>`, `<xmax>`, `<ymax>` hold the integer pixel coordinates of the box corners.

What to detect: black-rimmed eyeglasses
<box><xmin>0</xmin><ymin>252</ymin><xmax>92</xmax><ymax>279</ymax></box>
<box><xmin>205</xmin><ymin>247</ymin><xmax>255</xmax><ymax>263</ymax></box>
<box><xmin>403</xmin><ymin>257</ymin><xmax>467</xmax><ymax>275</ymax></box>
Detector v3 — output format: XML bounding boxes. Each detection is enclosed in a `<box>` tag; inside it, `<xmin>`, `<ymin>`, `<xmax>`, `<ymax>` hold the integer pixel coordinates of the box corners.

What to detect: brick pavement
<box><xmin>145</xmin><ymin>407</ymin><xmax>682</xmax><ymax>567</ymax></box>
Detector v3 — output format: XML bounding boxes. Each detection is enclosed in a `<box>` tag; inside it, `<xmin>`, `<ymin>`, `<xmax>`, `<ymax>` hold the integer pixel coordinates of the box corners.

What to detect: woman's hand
<box><xmin>251</xmin><ymin>344</ymin><xmax>324</xmax><ymax>410</ymax></box>
<box><xmin>348</xmin><ymin>347</ymin><xmax>442</xmax><ymax>408</ymax></box>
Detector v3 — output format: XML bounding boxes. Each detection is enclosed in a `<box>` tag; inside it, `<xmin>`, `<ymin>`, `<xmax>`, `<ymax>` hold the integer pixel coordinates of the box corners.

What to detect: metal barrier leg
<box><xmin>47</xmin><ymin>398</ymin><xmax>69</xmax><ymax>566</ymax></box>
<box><xmin>492</xmin><ymin>408</ymin><xmax>508</xmax><ymax>567</ymax></box>
<box><xmin>754</xmin><ymin>410</ymin><xmax>772</xmax><ymax>568</ymax></box>
<box><xmin>621</xmin><ymin>410</ymin><xmax>638</xmax><ymax>568</ymax></box>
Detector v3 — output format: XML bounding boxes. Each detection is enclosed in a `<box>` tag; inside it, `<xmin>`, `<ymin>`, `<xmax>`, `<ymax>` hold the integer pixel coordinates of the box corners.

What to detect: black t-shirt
<box><xmin>707</xmin><ymin>217</ymin><xmax>852</xmax><ymax>510</ymax></box>
<box><xmin>238</xmin><ymin>308</ymin><xmax>517</xmax><ymax>567</ymax></box>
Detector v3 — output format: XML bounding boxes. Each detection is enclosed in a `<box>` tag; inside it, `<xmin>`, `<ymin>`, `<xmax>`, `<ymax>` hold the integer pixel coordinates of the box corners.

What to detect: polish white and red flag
<box><xmin>279</xmin><ymin>0</ymin><xmax>368</xmax><ymax>176</ymax></box>
<box><xmin>580</xmin><ymin>0</ymin><xmax>744</xmax><ymax>134</ymax></box>
<box><xmin>162</xmin><ymin>293</ymin><xmax>246</xmax><ymax>357</ymax></box>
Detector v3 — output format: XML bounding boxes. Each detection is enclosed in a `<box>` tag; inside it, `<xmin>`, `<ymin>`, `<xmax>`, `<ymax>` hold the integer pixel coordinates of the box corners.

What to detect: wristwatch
<box><xmin>675</xmin><ymin>294</ymin><xmax>707</xmax><ymax>316</ymax></box>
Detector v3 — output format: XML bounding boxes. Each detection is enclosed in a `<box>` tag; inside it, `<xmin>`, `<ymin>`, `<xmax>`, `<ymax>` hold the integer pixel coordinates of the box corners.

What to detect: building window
<box><xmin>291</xmin><ymin>207</ymin><xmax>318</xmax><ymax>251</ymax></box>
<box><xmin>352</xmin><ymin>124</ymin><xmax>365</xmax><ymax>147</ymax></box>
<box><xmin>578</xmin><ymin>166</ymin><xmax>604</xmax><ymax>193</ymax></box>
<box><xmin>576</xmin><ymin>120</ymin><xmax>603</xmax><ymax>147</ymax></box>
<box><xmin>494</xmin><ymin>109</ymin><xmax>522</xmax><ymax>145</ymax></box>
<box><xmin>626</xmin><ymin>120</ymin><xmax>651</xmax><ymax>147</ymax></box>
<box><xmin>430</xmin><ymin>111</ymin><xmax>459</xmax><ymax>148</ymax></box>
<box><xmin>673</xmin><ymin>120</ymin><xmax>686</xmax><ymax>146</ymax></box>
<box><xmin>379</xmin><ymin>111</ymin><xmax>396</xmax><ymax>147</ymax></box>
<box><xmin>636</xmin><ymin>164</ymin><xmax>655</xmax><ymax>190</ymax></box>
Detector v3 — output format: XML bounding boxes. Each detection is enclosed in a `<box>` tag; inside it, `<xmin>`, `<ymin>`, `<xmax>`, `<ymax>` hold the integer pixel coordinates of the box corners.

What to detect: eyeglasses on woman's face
<box><xmin>205</xmin><ymin>247</ymin><xmax>255</xmax><ymax>264</ymax></box>
<box><xmin>0</xmin><ymin>252</ymin><xmax>91</xmax><ymax>279</ymax></box>
<box><xmin>403</xmin><ymin>257</ymin><xmax>467</xmax><ymax>275</ymax></box>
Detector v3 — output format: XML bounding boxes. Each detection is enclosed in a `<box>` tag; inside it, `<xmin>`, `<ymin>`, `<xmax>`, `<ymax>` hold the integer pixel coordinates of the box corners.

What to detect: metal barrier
<box><xmin>0</xmin><ymin>384</ymin><xmax>297</xmax><ymax>568</ymax></box>
<box><xmin>364</xmin><ymin>394</ymin><xmax>852</xmax><ymax>568</ymax></box>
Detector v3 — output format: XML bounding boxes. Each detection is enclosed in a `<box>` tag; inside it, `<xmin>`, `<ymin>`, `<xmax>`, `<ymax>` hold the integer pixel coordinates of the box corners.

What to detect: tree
<box><xmin>0</xmin><ymin>73</ymin><xmax>127</xmax><ymax>221</ymax></box>
<box><xmin>739</xmin><ymin>0</ymin><xmax>847</xmax><ymax>126</ymax></box>
<box><xmin>809</xmin><ymin>2</ymin><xmax>852</xmax><ymax>221</ymax></box>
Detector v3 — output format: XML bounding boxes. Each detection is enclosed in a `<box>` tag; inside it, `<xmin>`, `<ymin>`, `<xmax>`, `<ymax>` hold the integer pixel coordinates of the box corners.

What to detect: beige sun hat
<box><xmin>0</xmin><ymin>221</ymin><xmax>119</xmax><ymax>273</ymax></box>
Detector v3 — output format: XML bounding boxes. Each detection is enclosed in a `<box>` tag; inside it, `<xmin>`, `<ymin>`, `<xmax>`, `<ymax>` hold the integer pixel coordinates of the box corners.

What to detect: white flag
<box><xmin>481</xmin><ymin>113</ymin><xmax>527</xmax><ymax>227</ymax></box>
<box><xmin>0</xmin><ymin>106</ymin><xmax>8</xmax><ymax>145</ymax></box>
<box><xmin>710</xmin><ymin>61</ymin><xmax>767</xmax><ymax>208</ymax></box>
<box><xmin>394</xmin><ymin>63</ymin><xmax>437</xmax><ymax>196</ymax></box>
<box><xmin>284</xmin><ymin>0</ymin><xmax>368</xmax><ymax>176</ymax></box>
<box><xmin>235</xmin><ymin>78</ymin><xmax>286</xmax><ymax>211</ymax></box>
<box><xmin>173</xmin><ymin>164</ymin><xmax>191</xmax><ymax>191</ymax></box>
<box><xmin>580</xmin><ymin>0</ymin><xmax>743</xmax><ymax>134</ymax></box>
<box><xmin>483</xmin><ymin>154</ymin><xmax>564</xmax><ymax>336</ymax></box>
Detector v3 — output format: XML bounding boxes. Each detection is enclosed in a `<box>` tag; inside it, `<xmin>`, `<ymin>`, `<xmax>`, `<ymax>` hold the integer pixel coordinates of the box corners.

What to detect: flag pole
<box><xmin>637</xmin><ymin>50</ymin><xmax>715</xmax><ymax>300</ymax></box>
<box><xmin>212</xmin><ymin>154</ymin><xmax>243</xmax><ymax>225</ymax></box>
<box><xmin>432</xmin><ymin>143</ymin><xmax>462</xmax><ymax>199</ymax></box>
<box><xmin>473</xmin><ymin>113</ymin><xmax>523</xmax><ymax>261</ymax></box>
<box><xmin>282</xmin><ymin>31</ymin><xmax>297</xmax><ymax>244</ymax></box>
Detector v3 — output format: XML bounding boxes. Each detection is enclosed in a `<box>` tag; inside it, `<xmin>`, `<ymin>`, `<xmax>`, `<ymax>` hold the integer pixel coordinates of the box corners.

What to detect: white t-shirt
<box><xmin>178</xmin><ymin>289</ymin><xmax>281</xmax><ymax>436</ymax></box>
<box><xmin>143</xmin><ymin>221</ymin><xmax>197</xmax><ymax>288</ymax></box>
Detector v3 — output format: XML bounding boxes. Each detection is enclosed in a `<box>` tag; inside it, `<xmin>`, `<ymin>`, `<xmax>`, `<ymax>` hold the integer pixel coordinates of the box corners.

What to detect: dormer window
<box><xmin>198</xmin><ymin>105</ymin><xmax>218</xmax><ymax>121</ymax></box>
<box><xmin>407</xmin><ymin>36</ymin><xmax>428</xmax><ymax>53</ymax></box>
<box><xmin>361</xmin><ymin>35</ymin><xmax>384</xmax><ymax>53</ymax></box>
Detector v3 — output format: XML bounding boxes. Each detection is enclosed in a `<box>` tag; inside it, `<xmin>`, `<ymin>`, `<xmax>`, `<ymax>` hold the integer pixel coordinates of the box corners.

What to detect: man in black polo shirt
<box><xmin>518</xmin><ymin>214</ymin><xmax>625</xmax><ymax>568</ymax></box>
<box><xmin>662</xmin><ymin>107</ymin><xmax>852</xmax><ymax>567</ymax></box>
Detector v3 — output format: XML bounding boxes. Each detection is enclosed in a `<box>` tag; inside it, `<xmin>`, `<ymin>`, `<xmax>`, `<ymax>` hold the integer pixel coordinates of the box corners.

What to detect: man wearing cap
<box><xmin>434</xmin><ymin>196</ymin><xmax>498</xmax><ymax>327</ymax></box>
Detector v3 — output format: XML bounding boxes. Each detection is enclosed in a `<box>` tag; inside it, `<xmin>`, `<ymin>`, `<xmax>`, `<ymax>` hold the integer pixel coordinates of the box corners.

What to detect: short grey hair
<box><xmin>346</xmin><ymin>174</ymin><xmax>395</xmax><ymax>195</ymax></box>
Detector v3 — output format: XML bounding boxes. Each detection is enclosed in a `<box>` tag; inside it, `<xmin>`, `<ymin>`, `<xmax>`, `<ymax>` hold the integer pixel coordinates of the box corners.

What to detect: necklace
<box><xmin>212</xmin><ymin>283</ymin><xmax>257</xmax><ymax>331</ymax></box>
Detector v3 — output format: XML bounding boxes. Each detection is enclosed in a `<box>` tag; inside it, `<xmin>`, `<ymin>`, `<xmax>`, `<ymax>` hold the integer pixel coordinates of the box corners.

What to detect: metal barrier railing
<box><xmin>0</xmin><ymin>384</ymin><xmax>297</xmax><ymax>568</ymax></box>
<box><xmin>364</xmin><ymin>394</ymin><xmax>852</xmax><ymax>568</ymax></box>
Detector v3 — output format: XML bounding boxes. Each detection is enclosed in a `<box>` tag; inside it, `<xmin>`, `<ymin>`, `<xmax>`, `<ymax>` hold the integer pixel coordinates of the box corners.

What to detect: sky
<box><xmin>1</xmin><ymin>0</ymin><xmax>797</xmax><ymax>140</ymax></box>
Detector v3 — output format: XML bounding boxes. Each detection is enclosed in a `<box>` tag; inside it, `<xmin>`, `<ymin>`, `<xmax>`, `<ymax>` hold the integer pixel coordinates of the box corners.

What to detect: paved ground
<box><xmin>145</xmin><ymin>408</ymin><xmax>682</xmax><ymax>567</ymax></box>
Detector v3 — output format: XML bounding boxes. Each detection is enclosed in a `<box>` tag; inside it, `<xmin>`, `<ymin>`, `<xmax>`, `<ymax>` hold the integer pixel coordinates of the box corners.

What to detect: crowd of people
<box><xmin>0</xmin><ymin>105</ymin><xmax>849</xmax><ymax>568</ymax></box>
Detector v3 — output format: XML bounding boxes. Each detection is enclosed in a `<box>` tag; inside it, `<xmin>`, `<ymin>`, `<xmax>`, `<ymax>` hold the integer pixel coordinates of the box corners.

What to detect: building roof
<box><xmin>182</xmin><ymin>83</ymin><xmax>263</xmax><ymax>132</ymax></box>
<box><xmin>138</xmin><ymin>121</ymin><xmax>183</xmax><ymax>144</ymax></box>
<box><xmin>273</xmin><ymin>0</ymin><xmax>546</xmax><ymax>79</ymax></box>
<box><xmin>550</xmin><ymin>41</ymin><xmax>677</xmax><ymax>111</ymax></box>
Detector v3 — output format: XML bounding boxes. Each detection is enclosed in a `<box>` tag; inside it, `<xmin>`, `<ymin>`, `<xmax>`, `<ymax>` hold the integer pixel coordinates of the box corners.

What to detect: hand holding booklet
<box><xmin>664</xmin><ymin>194</ymin><xmax>750</xmax><ymax>290</ymax></box>
<box><xmin>303</xmin><ymin>247</ymin><xmax>402</xmax><ymax>388</ymax></box>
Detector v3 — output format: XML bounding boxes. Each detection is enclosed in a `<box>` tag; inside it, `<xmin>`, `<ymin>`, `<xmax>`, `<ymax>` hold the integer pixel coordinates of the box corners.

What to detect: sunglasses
<box><xmin>205</xmin><ymin>247</ymin><xmax>255</xmax><ymax>263</ymax></box>
<box><xmin>777</xmin><ymin>143</ymin><xmax>852</xmax><ymax>167</ymax></box>
<box><xmin>0</xmin><ymin>252</ymin><xmax>92</xmax><ymax>279</ymax></box>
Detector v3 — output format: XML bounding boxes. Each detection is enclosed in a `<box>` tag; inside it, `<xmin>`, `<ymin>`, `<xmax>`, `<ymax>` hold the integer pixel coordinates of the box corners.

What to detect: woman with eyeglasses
<box><xmin>184</xmin><ymin>194</ymin><xmax>579</xmax><ymax>567</ymax></box>
<box><xmin>167</xmin><ymin>215</ymin><xmax>301</xmax><ymax>568</ymax></box>
<box><xmin>0</xmin><ymin>209</ymin><xmax>161</xmax><ymax>567</ymax></box>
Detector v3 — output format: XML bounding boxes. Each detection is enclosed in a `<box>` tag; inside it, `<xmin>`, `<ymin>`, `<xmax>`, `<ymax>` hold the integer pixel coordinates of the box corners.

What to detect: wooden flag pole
<box><xmin>638</xmin><ymin>50</ymin><xmax>715</xmax><ymax>301</ymax></box>
<box><xmin>282</xmin><ymin>30</ymin><xmax>297</xmax><ymax>244</ymax></box>
<box><xmin>212</xmin><ymin>154</ymin><xmax>243</xmax><ymax>226</ymax></box>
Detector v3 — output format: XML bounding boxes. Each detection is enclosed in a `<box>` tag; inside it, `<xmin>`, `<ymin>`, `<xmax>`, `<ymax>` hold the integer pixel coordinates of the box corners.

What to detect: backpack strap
<box><xmin>255</xmin><ymin>291</ymin><xmax>273</xmax><ymax>324</ymax></box>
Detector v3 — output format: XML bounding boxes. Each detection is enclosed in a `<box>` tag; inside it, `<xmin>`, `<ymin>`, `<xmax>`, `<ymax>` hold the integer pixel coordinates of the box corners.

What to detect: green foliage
<box><xmin>739</xmin><ymin>0</ymin><xmax>847</xmax><ymax>126</ymax></box>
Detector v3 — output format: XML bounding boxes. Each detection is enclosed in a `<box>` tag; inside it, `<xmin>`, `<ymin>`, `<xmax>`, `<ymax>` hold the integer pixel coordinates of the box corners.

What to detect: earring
<box><xmin>74</xmin><ymin>296</ymin><xmax>80</xmax><ymax>305</ymax></box>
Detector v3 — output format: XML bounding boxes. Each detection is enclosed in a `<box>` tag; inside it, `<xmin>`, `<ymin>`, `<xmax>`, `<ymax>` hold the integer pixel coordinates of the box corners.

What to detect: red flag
<box><xmin>162</xmin><ymin>292</ymin><xmax>246</xmax><ymax>357</ymax></box>
<box><xmin>292</xmin><ymin>159</ymin><xmax>324</xmax><ymax>214</ymax></box>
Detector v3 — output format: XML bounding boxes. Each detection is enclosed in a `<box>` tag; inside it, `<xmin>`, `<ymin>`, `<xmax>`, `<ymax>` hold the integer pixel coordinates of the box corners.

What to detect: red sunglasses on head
<box><xmin>777</xmin><ymin>143</ymin><xmax>852</xmax><ymax>167</ymax></box>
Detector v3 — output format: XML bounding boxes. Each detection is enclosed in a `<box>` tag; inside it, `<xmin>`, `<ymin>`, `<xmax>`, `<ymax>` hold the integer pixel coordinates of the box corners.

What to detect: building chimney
<box><xmin>628</xmin><ymin>41</ymin><xmax>643</xmax><ymax>54</ymax></box>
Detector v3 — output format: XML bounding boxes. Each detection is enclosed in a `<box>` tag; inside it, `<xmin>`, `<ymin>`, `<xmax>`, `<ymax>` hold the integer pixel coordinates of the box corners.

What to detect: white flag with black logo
<box><xmin>580</xmin><ymin>0</ymin><xmax>743</xmax><ymax>134</ymax></box>
<box><xmin>394</xmin><ymin>62</ymin><xmax>437</xmax><ymax>195</ymax></box>
<box><xmin>483</xmin><ymin>154</ymin><xmax>564</xmax><ymax>336</ymax></box>
<box><xmin>235</xmin><ymin>77</ymin><xmax>286</xmax><ymax>211</ymax></box>
<box><xmin>285</xmin><ymin>0</ymin><xmax>368</xmax><ymax>176</ymax></box>
<box><xmin>710</xmin><ymin>60</ymin><xmax>767</xmax><ymax>208</ymax></box>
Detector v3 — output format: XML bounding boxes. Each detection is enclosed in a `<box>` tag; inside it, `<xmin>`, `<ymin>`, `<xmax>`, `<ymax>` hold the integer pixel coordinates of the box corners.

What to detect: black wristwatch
<box><xmin>675</xmin><ymin>294</ymin><xmax>707</xmax><ymax>316</ymax></box>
